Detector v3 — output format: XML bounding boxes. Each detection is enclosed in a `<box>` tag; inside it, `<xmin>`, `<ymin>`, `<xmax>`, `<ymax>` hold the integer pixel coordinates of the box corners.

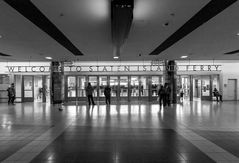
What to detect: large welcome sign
<box><xmin>6</xmin><ymin>64</ymin><xmax>221</xmax><ymax>73</ymax></box>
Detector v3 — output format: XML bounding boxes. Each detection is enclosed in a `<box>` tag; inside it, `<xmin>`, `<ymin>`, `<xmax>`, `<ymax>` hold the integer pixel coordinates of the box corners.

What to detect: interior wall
<box><xmin>221</xmin><ymin>63</ymin><xmax>239</xmax><ymax>100</ymax></box>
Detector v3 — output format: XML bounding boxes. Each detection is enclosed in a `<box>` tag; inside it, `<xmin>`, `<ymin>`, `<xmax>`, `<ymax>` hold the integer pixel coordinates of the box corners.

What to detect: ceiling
<box><xmin>0</xmin><ymin>0</ymin><xmax>239</xmax><ymax>62</ymax></box>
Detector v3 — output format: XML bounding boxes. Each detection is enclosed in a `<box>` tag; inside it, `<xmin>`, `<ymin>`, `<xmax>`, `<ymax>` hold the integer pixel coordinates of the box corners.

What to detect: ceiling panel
<box><xmin>0</xmin><ymin>0</ymin><xmax>238</xmax><ymax>61</ymax></box>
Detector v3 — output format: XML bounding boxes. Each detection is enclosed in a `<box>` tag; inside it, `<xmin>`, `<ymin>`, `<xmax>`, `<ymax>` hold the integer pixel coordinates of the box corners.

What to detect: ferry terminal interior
<box><xmin>1</xmin><ymin>0</ymin><xmax>239</xmax><ymax>163</ymax></box>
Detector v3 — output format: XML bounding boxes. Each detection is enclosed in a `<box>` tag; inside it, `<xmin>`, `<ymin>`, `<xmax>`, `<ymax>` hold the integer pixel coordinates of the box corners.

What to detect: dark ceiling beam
<box><xmin>149</xmin><ymin>0</ymin><xmax>238</xmax><ymax>55</ymax></box>
<box><xmin>111</xmin><ymin>0</ymin><xmax>134</xmax><ymax>57</ymax></box>
<box><xmin>224</xmin><ymin>49</ymin><xmax>239</xmax><ymax>55</ymax></box>
<box><xmin>4</xmin><ymin>0</ymin><xmax>84</xmax><ymax>56</ymax></box>
<box><xmin>0</xmin><ymin>52</ymin><xmax>11</xmax><ymax>57</ymax></box>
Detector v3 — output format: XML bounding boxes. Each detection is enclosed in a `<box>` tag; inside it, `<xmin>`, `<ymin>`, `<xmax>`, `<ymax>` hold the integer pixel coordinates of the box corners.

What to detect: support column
<box><xmin>50</xmin><ymin>61</ymin><xmax>64</xmax><ymax>104</ymax></box>
<box><xmin>165</xmin><ymin>60</ymin><xmax>177</xmax><ymax>104</ymax></box>
<box><xmin>190</xmin><ymin>75</ymin><xmax>193</xmax><ymax>101</ymax></box>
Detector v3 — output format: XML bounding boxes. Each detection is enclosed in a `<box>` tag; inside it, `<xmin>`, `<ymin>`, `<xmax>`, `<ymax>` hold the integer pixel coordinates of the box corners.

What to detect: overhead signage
<box><xmin>6</xmin><ymin>66</ymin><xmax>50</xmax><ymax>73</ymax></box>
<box><xmin>6</xmin><ymin>64</ymin><xmax>221</xmax><ymax>73</ymax></box>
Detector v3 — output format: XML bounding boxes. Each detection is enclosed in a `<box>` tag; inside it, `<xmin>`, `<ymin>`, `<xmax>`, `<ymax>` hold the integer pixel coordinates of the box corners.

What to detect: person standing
<box><xmin>179</xmin><ymin>88</ymin><xmax>184</xmax><ymax>103</ymax></box>
<box><xmin>104</xmin><ymin>85</ymin><xmax>111</xmax><ymax>105</ymax></box>
<box><xmin>7</xmin><ymin>85</ymin><xmax>11</xmax><ymax>105</ymax></box>
<box><xmin>85</xmin><ymin>82</ymin><xmax>95</xmax><ymax>106</ymax></box>
<box><xmin>158</xmin><ymin>85</ymin><xmax>165</xmax><ymax>108</ymax></box>
<box><xmin>164</xmin><ymin>83</ymin><xmax>171</xmax><ymax>107</ymax></box>
<box><xmin>7</xmin><ymin>83</ymin><xmax>15</xmax><ymax>105</ymax></box>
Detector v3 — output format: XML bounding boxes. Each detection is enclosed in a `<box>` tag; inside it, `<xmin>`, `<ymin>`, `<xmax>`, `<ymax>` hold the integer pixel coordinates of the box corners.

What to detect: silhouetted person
<box><xmin>85</xmin><ymin>83</ymin><xmax>95</xmax><ymax>105</ymax></box>
<box><xmin>213</xmin><ymin>88</ymin><xmax>223</xmax><ymax>102</ymax></box>
<box><xmin>158</xmin><ymin>85</ymin><xmax>165</xmax><ymax>108</ymax></box>
<box><xmin>140</xmin><ymin>85</ymin><xmax>144</xmax><ymax>95</ymax></box>
<box><xmin>164</xmin><ymin>83</ymin><xmax>171</xmax><ymax>107</ymax></box>
<box><xmin>38</xmin><ymin>87</ymin><xmax>43</xmax><ymax>99</ymax></box>
<box><xmin>104</xmin><ymin>85</ymin><xmax>111</xmax><ymax>105</ymax></box>
<box><xmin>7</xmin><ymin>83</ymin><xmax>15</xmax><ymax>105</ymax></box>
<box><xmin>180</xmin><ymin>88</ymin><xmax>184</xmax><ymax>103</ymax></box>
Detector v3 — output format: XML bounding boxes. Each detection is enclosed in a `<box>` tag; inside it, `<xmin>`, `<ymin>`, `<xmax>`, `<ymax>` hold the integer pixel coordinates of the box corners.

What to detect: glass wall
<box><xmin>212</xmin><ymin>75</ymin><xmax>219</xmax><ymax>90</ymax></box>
<box><xmin>65</xmin><ymin>75</ymin><xmax>165</xmax><ymax>102</ymax></box>
<box><xmin>120</xmin><ymin>76</ymin><xmax>128</xmax><ymax>97</ymax></box>
<box><xmin>15</xmin><ymin>75</ymin><xmax>22</xmax><ymax>102</ymax></box>
<box><xmin>151</xmin><ymin>76</ymin><xmax>160</xmax><ymax>97</ymax></box>
<box><xmin>180</xmin><ymin>76</ymin><xmax>190</xmax><ymax>99</ymax></box>
<box><xmin>0</xmin><ymin>74</ymin><xmax>10</xmax><ymax>102</ymax></box>
<box><xmin>45</xmin><ymin>76</ymin><xmax>51</xmax><ymax>102</ymax></box>
<box><xmin>67</xmin><ymin>76</ymin><xmax>76</xmax><ymax>97</ymax></box>
<box><xmin>130</xmin><ymin>76</ymin><xmax>139</xmax><ymax>97</ymax></box>
<box><xmin>201</xmin><ymin>76</ymin><xmax>210</xmax><ymax>96</ymax></box>
<box><xmin>99</xmin><ymin>76</ymin><xmax>107</xmax><ymax>97</ymax></box>
<box><xmin>177</xmin><ymin>75</ymin><xmax>220</xmax><ymax>101</ymax></box>
<box><xmin>89</xmin><ymin>76</ymin><xmax>98</xmax><ymax>97</ymax></box>
<box><xmin>34</xmin><ymin>76</ymin><xmax>43</xmax><ymax>102</ymax></box>
<box><xmin>77</xmin><ymin>76</ymin><xmax>86</xmax><ymax>97</ymax></box>
<box><xmin>140</xmin><ymin>76</ymin><xmax>148</xmax><ymax>96</ymax></box>
<box><xmin>110</xmin><ymin>76</ymin><xmax>118</xmax><ymax>97</ymax></box>
<box><xmin>24</xmin><ymin>76</ymin><xmax>33</xmax><ymax>99</ymax></box>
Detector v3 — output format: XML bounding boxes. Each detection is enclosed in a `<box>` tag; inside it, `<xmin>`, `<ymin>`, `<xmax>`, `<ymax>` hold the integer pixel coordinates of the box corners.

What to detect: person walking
<box><xmin>7</xmin><ymin>83</ymin><xmax>15</xmax><ymax>105</ymax></box>
<box><xmin>104</xmin><ymin>85</ymin><xmax>111</xmax><ymax>105</ymax></box>
<box><xmin>85</xmin><ymin>82</ymin><xmax>95</xmax><ymax>106</ymax></box>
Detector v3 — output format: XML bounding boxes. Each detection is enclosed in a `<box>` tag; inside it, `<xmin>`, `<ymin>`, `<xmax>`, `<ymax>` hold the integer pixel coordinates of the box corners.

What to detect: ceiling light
<box><xmin>0</xmin><ymin>35</ymin><xmax>2</xmax><ymax>38</ymax></box>
<box><xmin>45</xmin><ymin>57</ymin><xmax>52</xmax><ymax>60</ymax></box>
<box><xmin>89</xmin><ymin>0</ymin><xmax>108</xmax><ymax>20</ymax></box>
<box><xmin>237</xmin><ymin>33</ymin><xmax>239</xmax><ymax>36</ymax></box>
<box><xmin>181</xmin><ymin>56</ymin><xmax>188</xmax><ymax>59</ymax></box>
<box><xmin>113</xmin><ymin>56</ymin><xmax>119</xmax><ymax>59</ymax></box>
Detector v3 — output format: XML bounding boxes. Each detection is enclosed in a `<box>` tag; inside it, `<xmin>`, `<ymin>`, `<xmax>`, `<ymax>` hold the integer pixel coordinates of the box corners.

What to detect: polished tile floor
<box><xmin>1</xmin><ymin>101</ymin><xmax>239</xmax><ymax>163</ymax></box>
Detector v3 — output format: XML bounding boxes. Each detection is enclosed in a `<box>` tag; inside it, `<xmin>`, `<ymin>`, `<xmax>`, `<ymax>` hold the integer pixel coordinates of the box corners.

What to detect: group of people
<box><xmin>6</xmin><ymin>81</ymin><xmax>222</xmax><ymax>106</ymax></box>
<box><xmin>7</xmin><ymin>83</ymin><xmax>16</xmax><ymax>105</ymax></box>
<box><xmin>85</xmin><ymin>82</ymin><xmax>111</xmax><ymax>106</ymax></box>
<box><xmin>157</xmin><ymin>83</ymin><xmax>171</xmax><ymax>108</ymax></box>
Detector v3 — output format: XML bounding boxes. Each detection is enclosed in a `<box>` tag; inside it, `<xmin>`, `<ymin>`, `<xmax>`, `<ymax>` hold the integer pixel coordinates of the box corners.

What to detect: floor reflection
<box><xmin>1</xmin><ymin>101</ymin><xmax>239</xmax><ymax>162</ymax></box>
<box><xmin>1</xmin><ymin>101</ymin><xmax>239</xmax><ymax>129</ymax></box>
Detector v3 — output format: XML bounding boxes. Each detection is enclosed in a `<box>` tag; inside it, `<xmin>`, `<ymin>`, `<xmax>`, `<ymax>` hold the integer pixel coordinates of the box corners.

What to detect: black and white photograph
<box><xmin>0</xmin><ymin>0</ymin><xmax>239</xmax><ymax>162</ymax></box>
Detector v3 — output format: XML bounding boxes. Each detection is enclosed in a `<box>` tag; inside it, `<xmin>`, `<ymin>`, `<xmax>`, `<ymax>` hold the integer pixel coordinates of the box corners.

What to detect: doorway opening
<box><xmin>22</xmin><ymin>75</ymin><xmax>50</xmax><ymax>102</ymax></box>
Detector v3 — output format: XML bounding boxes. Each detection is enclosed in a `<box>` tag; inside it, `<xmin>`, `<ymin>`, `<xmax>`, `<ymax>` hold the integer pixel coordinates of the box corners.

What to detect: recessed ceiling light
<box><xmin>237</xmin><ymin>33</ymin><xmax>239</xmax><ymax>36</ymax></box>
<box><xmin>0</xmin><ymin>35</ymin><xmax>2</xmax><ymax>38</ymax></box>
<box><xmin>113</xmin><ymin>56</ymin><xmax>119</xmax><ymax>59</ymax></box>
<box><xmin>45</xmin><ymin>57</ymin><xmax>52</xmax><ymax>60</ymax></box>
<box><xmin>181</xmin><ymin>56</ymin><xmax>188</xmax><ymax>59</ymax></box>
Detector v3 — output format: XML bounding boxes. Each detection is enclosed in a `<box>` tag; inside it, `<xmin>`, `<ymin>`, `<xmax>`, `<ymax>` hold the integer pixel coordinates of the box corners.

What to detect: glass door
<box><xmin>140</xmin><ymin>76</ymin><xmax>149</xmax><ymax>100</ymax></box>
<box><xmin>182</xmin><ymin>76</ymin><xmax>190</xmax><ymax>99</ymax></box>
<box><xmin>201</xmin><ymin>76</ymin><xmax>211</xmax><ymax>100</ymax></box>
<box><xmin>88</xmin><ymin>76</ymin><xmax>98</xmax><ymax>99</ymax></box>
<box><xmin>42</xmin><ymin>75</ymin><xmax>50</xmax><ymax>103</ymax></box>
<box><xmin>99</xmin><ymin>76</ymin><xmax>107</xmax><ymax>101</ymax></box>
<box><xmin>151</xmin><ymin>76</ymin><xmax>161</xmax><ymax>101</ymax></box>
<box><xmin>193</xmin><ymin>77</ymin><xmax>201</xmax><ymax>99</ymax></box>
<box><xmin>67</xmin><ymin>76</ymin><xmax>76</xmax><ymax>101</ymax></box>
<box><xmin>34</xmin><ymin>76</ymin><xmax>43</xmax><ymax>102</ymax></box>
<box><xmin>23</xmin><ymin>76</ymin><xmax>34</xmax><ymax>102</ymax></box>
<box><xmin>130</xmin><ymin>76</ymin><xmax>139</xmax><ymax>101</ymax></box>
<box><xmin>177</xmin><ymin>75</ymin><xmax>190</xmax><ymax>101</ymax></box>
<box><xmin>110</xmin><ymin>76</ymin><xmax>118</xmax><ymax>101</ymax></box>
<box><xmin>77</xmin><ymin>76</ymin><xmax>86</xmax><ymax>101</ymax></box>
<box><xmin>119</xmin><ymin>76</ymin><xmax>128</xmax><ymax>101</ymax></box>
